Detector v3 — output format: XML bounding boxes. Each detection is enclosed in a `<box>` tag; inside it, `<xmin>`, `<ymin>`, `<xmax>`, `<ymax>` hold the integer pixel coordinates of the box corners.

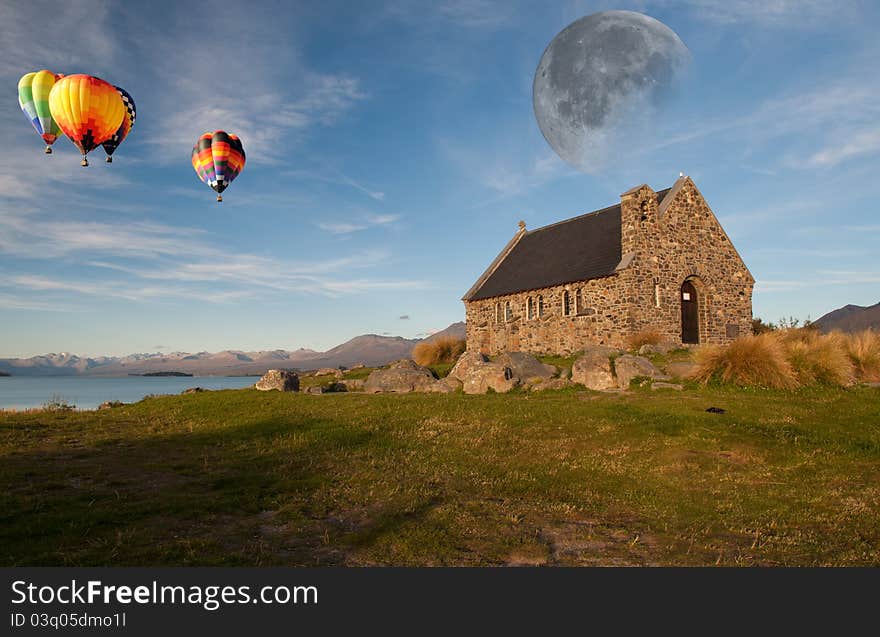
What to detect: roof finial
<box><xmin>518</xmin><ymin>220</ymin><xmax>526</xmax><ymax>231</ymax></box>
<box><xmin>679</xmin><ymin>171</ymin><xmax>685</xmax><ymax>178</ymax></box>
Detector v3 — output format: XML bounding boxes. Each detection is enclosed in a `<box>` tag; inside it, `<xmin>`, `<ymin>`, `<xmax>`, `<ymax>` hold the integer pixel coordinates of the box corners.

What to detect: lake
<box><xmin>0</xmin><ymin>376</ymin><xmax>257</xmax><ymax>410</ymax></box>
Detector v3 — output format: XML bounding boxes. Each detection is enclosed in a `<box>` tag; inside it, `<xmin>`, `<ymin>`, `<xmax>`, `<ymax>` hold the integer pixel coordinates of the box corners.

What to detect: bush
<box><xmin>626</xmin><ymin>329</ymin><xmax>663</xmax><ymax>351</ymax></box>
<box><xmin>846</xmin><ymin>329</ymin><xmax>880</xmax><ymax>382</ymax></box>
<box><xmin>778</xmin><ymin>329</ymin><xmax>854</xmax><ymax>386</ymax></box>
<box><xmin>692</xmin><ymin>333</ymin><xmax>798</xmax><ymax>389</ymax></box>
<box><xmin>412</xmin><ymin>337</ymin><xmax>466</xmax><ymax>367</ymax></box>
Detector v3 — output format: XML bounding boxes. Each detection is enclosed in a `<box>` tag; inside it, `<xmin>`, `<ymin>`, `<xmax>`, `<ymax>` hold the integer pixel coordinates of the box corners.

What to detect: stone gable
<box><xmin>463</xmin><ymin>176</ymin><xmax>754</xmax><ymax>355</ymax></box>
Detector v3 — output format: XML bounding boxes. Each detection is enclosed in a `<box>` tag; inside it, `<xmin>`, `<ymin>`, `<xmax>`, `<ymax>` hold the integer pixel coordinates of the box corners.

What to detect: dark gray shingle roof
<box><xmin>465</xmin><ymin>188</ymin><xmax>670</xmax><ymax>301</ymax></box>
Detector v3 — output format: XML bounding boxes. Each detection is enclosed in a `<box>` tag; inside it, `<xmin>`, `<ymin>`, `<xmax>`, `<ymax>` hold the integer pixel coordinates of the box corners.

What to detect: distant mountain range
<box><xmin>0</xmin><ymin>322</ymin><xmax>466</xmax><ymax>377</ymax></box>
<box><xmin>813</xmin><ymin>302</ymin><xmax>880</xmax><ymax>333</ymax></box>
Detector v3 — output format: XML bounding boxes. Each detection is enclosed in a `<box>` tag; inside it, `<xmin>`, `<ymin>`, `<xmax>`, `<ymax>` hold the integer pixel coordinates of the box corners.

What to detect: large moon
<box><xmin>533</xmin><ymin>11</ymin><xmax>690</xmax><ymax>171</ymax></box>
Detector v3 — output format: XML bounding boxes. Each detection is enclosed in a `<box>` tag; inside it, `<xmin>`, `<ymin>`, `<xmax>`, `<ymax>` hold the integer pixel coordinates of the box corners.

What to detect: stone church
<box><xmin>462</xmin><ymin>175</ymin><xmax>754</xmax><ymax>355</ymax></box>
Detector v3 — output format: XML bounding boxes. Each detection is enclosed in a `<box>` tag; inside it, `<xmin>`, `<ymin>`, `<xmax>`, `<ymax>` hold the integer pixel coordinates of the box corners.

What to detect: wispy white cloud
<box><xmin>316</xmin><ymin>213</ymin><xmax>401</xmax><ymax>235</ymax></box>
<box><xmin>668</xmin><ymin>0</ymin><xmax>862</xmax><ymax>27</ymax></box>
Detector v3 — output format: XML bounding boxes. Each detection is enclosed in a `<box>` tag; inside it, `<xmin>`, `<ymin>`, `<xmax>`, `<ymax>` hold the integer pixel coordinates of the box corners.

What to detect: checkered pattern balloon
<box><xmin>101</xmin><ymin>86</ymin><xmax>136</xmax><ymax>162</ymax></box>
<box><xmin>18</xmin><ymin>70</ymin><xmax>64</xmax><ymax>153</ymax></box>
<box><xmin>191</xmin><ymin>131</ymin><xmax>246</xmax><ymax>201</ymax></box>
<box><xmin>48</xmin><ymin>74</ymin><xmax>125</xmax><ymax>164</ymax></box>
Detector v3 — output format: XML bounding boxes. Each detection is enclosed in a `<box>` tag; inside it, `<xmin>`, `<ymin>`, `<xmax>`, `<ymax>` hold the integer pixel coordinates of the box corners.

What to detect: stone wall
<box><xmin>464</xmin><ymin>178</ymin><xmax>754</xmax><ymax>355</ymax></box>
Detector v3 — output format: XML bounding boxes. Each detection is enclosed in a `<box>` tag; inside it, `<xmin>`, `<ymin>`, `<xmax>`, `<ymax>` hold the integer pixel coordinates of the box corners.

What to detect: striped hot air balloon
<box><xmin>18</xmin><ymin>70</ymin><xmax>64</xmax><ymax>154</ymax></box>
<box><xmin>191</xmin><ymin>131</ymin><xmax>246</xmax><ymax>202</ymax></box>
<box><xmin>101</xmin><ymin>86</ymin><xmax>136</xmax><ymax>163</ymax></box>
<box><xmin>48</xmin><ymin>74</ymin><xmax>125</xmax><ymax>166</ymax></box>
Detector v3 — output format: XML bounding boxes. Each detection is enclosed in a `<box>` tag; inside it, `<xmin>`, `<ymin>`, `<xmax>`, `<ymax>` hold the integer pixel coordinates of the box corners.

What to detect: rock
<box><xmin>448</xmin><ymin>350</ymin><xmax>489</xmax><ymax>381</ymax></box>
<box><xmin>323</xmin><ymin>381</ymin><xmax>348</xmax><ymax>393</ymax></box>
<box><xmin>314</xmin><ymin>367</ymin><xmax>343</xmax><ymax>378</ymax></box>
<box><xmin>387</xmin><ymin>359</ymin><xmax>423</xmax><ymax>370</ymax></box>
<box><xmin>340</xmin><ymin>378</ymin><xmax>365</xmax><ymax>391</ymax></box>
<box><xmin>614</xmin><ymin>355</ymin><xmax>669</xmax><ymax>389</ymax></box>
<box><xmin>364</xmin><ymin>363</ymin><xmax>436</xmax><ymax>393</ymax></box>
<box><xmin>350</xmin><ymin>363</ymin><xmax>365</xmax><ymax>370</ymax></box>
<box><xmin>638</xmin><ymin>343</ymin><xmax>672</xmax><ymax>355</ymax></box>
<box><xmin>494</xmin><ymin>352</ymin><xmax>557</xmax><ymax>382</ymax></box>
<box><xmin>530</xmin><ymin>378</ymin><xmax>572</xmax><ymax>392</ymax></box>
<box><xmin>98</xmin><ymin>400</ymin><xmax>124</xmax><ymax>409</ymax></box>
<box><xmin>181</xmin><ymin>387</ymin><xmax>206</xmax><ymax>394</ymax></box>
<box><xmin>305</xmin><ymin>386</ymin><xmax>324</xmax><ymax>395</ymax></box>
<box><xmin>571</xmin><ymin>346</ymin><xmax>618</xmax><ymax>390</ymax></box>
<box><xmin>254</xmin><ymin>369</ymin><xmax>300</xmax><ymax>392</ymax></box>
<box><xmin>426</xmin><ymin>377</ymin><xmax>462</xmax><ymax>393</ymax></box>
<box><xmin>651</xmin><ymin>382</ymin><xmax>683</xmax><ymax>391</ymax></box>
<box><xmin>462</xmin><ymin>362</ymin><xmax>518</xmax><ymax>394</ymax></box>
<box><xmin>666</xmin><ymin>361</ymin><xmax>698</xmax><ymax>379</ymax></box>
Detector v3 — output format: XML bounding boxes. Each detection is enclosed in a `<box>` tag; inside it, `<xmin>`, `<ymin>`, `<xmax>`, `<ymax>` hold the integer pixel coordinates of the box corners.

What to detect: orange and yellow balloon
<box><xmin>48</xmin><ymin>74</ymin><xmax>125</xmax><ymax>166</ymax></box>
<box><xmin>18</xmin><ymin>70</ymin><xmax>64</xmax><ymax>154</ymax></box>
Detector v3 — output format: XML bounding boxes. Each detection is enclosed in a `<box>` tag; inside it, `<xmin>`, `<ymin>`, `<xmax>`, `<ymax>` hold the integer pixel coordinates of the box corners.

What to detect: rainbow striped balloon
<box><xmin>18</xmin><ymin>70</ymin><xmax>64</xmax><ymax>153</ymax></box>
<box><xmin>191</xmin><ymin>131</ymin><xmax>246</xmax><ymax>202</ymax></box>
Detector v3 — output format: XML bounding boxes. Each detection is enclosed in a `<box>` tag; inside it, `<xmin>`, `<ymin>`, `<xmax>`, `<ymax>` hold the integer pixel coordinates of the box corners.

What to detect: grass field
<box><xmin>1</xmin><ymin>383</ymin><xmax>878</xmax><ymax>566</ymax></box>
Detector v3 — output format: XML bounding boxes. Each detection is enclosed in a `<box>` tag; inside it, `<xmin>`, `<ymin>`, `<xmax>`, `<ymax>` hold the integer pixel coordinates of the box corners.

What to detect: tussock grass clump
<box><xmin>693</xmin><ymin>333</ymin><xmax>798</xmax><ymax>389</ymax></box>
<box><xmin>626</xmin><ymin>329</ymin><xmax>663</xmax><ymax>351</ymax></box>
<box><xmin>846</xmin><ymin>329</ymin><xmax>880</xmax><ymax>382</ymax></box>
<box><xmin>777</xmin><ymin>330</ymin><xmax>854</xmax><ymax>387</ymax></box>
<box><xmin>412</xmin><ymin>337</ymin><xmax>466</xmax><ymax>367</ymax></box>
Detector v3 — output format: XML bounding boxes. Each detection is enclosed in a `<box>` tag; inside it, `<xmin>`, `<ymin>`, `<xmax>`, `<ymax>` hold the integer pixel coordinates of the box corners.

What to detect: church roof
<box><xmin>463</xmin><ymin>187</ymin><xmax>671</xmax><ymax>301</ymax></box>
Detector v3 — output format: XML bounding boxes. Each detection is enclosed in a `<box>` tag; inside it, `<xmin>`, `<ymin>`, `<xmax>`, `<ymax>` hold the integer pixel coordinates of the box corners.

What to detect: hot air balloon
<box><xmin>48</xmin><ymin>74</ymin><xmax>125</xmax><ymax>166</ymax></box>
<box><xmin>101</xmin><ymin>86</ymin><xmax>136</xmax><ymax>163</ymax></box>
<box><xmin>191</xmin><ymin>131</ymin><xmax>246</xmax><ymax>202</ymax></box>
<box><xmin>18</xmin><ymin>70</ymin><xmax>64</xmax><ymax>154</ymax></box>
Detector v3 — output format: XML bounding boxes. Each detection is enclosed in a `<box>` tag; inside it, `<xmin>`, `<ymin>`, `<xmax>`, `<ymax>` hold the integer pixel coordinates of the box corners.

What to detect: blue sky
<box><xmin>1</xmin><ymin>0</ymin><xmax>879</xmax><ymax>357</ymax></box>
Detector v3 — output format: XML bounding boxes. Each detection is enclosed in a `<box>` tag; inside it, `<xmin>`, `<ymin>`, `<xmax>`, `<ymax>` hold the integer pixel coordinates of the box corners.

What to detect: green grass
<box><xmin>1</xmin><ymin>384</ymin><xmax>879</xmax><ymax>566</ymax></box>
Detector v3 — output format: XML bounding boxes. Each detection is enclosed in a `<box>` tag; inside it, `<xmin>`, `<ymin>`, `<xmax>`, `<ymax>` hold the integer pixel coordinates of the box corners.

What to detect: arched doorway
<box><xmin>681</xmin><ymin>280</ymin><xmax>699</xmax><ymax>344</ymax></box>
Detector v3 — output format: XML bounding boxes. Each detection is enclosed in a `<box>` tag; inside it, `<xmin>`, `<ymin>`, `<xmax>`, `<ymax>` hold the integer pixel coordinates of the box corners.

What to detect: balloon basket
<box><xmin>81</xmin><ymin>157</ymin><xmax>89</xmax><ymax>167</ymax></box>
<box><xmin>106</xmin><ymin>156</ymin><xmax>113</xmax><ymax>163</ymax></box>
<box><xmin>44</xmin><ymin>146</ymin><xmax>53</xmax><ymax>154</ymax></box>
<box><xmin>216</xmin><ymin>194</ymin><xmax>223</xmax><ymax>203</ymax></box>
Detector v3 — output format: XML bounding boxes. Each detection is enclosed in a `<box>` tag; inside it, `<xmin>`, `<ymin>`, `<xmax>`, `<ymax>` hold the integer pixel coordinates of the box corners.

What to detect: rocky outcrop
<box><xmin>462</xmin><ymin>362</ymin><xmax>518</xmax><ymax>394</ymax></box>
<box><xmin>426</xmin><ymin>377</ymin><xmax>462</xmax><ymax>394</ymax></box>
<box><xmin>254</xmin><ymin>369</ymin><xmax>300</xmax><ymax>392</ymax></box>
<box><xmin>314</xmin><ymin>367</ymin><xmax>343</xmax><ymax>378</ymax></box>
<box><xmin>340</xmin><ymin>378</ymin><xmax>365</xmax><ymax>392</ymax></box>
<box><xmin>448</xmin><ymin>351</ymin><xmax>489</xmax><ymax>381</ymax></box>
<box><xmin>364</xmin><ymin>360</ymin><xmax>436</xmax><ymax>393</ymax></box>
<box><xmin>493</xmin><ymin>352</ymin><xmax>556</xmax><ymax>382</ymax></box>
<box><xmin>571</xmin><ymin>347</ymin><xmax>618</xmax><ymax>390</ymax></box>
<box><xmin>614</xmin><ymin>355</ymin><xmax>669</xmax><ymax>388</ymax></box>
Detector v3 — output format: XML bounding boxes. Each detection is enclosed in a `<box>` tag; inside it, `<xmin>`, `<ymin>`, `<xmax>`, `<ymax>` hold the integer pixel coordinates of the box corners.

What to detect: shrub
<box><xmin>692</xmin><ymin>333</ymin><xmax>798</xmax><ymax>389</ymax></box>
<box><xmin>412</xmin><ymin>337</ymin><xmax>466</xmax><ymax>367</ymax></box>
<box><xmin>626</xmin><ymin>329</ymin><xmax>663</xmax><ymax>351</ymax></box>
<box><xmin>778</xmin><ymin>329</ymin><xmax>854</xmax><ymax>386</ymax></box>
<box><xmin>846</xmin><ymin>329</ymin><xmax>880</xmax><ymax>382</ymax></box>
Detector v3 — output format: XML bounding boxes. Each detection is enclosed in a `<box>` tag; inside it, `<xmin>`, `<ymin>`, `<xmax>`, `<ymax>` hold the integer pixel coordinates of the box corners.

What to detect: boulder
<box><xmin>462</xmin><ymin>362</ymin><xmax>518</xmax><ymax>394</ymax></box>
<box><xmin>571</xmin><ymin>347</ymin><xmax>618</xmax><ymax>390</ymax></box>
<box><xmin>651</xmin><ymin>382</ymin><xmax>683</xmax><ymax>391</ymax></box>
<box><xmin>314</xmin><ymin>367</ymin><xmax>343</xmax><ymax>378</ymax></box>
<box><xmin>494</xmin><ymin>352</ymin><xmax>556</xmax><ymax>383</ymax></box>
<box><xmin>181</xmin><ymin>387</ymin><xmax>206</xmax><ymax>394</ymax></box>
<box><xmin>364</xmin><ymin>362</ymin><xmax>436</xmax><ymax>393</ymax></box>
<box><xmin>255</xmin><ymin>369</ymin><xmax>300</xmax><ymax>392</ymax></box>
<box><xmin>530</xmin><ymin>378</ymin><xmax>572</xmax><ymax>392</ymax></box>
<box><xmin>305</xmin><ymin>386</ymin><xmax>324</xmax><ymax>395</ymax></box>
<box><xmin>426</xmin><ymin>377</ymin><xmax>462</xmax><ymax>394</ymax></box>
<box><xmin>638</xmin><ymin>343</ymin><xmax>673</xmax><ymax>356</ymax></box>
<box><xmin>448</xmin><ymin>350</ymin><xmax>489</xmax><ymax>381</ymax></box>
<box><xmin>614</xmin><ymin>355</ymin><xmax>669</xmax><ymax>389</ymax></box>
<box><xmin>340</xmin><ymin>378</ymin><xmax>365</xmax><ymax>392</ymax></box>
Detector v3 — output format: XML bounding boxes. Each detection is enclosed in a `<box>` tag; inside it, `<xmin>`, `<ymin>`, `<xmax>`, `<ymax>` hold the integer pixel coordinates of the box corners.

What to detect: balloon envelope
<box><xmin>101</xmin><ymin>86</ymin><xmax>136</xmax><ymax>160</ymax></box>
<box><xmin>48</xmin><ymin>74</ymin><xmax>125</xmax><ymax>160</ymax></box>
<box><xmin>18</xmin><ymin>70</ymin><xmax>64</xmax><ymax>151</ymax></box>
<box><xmin>191</xmin><ymin>131</ymin><xmax>246</xmax><ymax>199</ymax></box>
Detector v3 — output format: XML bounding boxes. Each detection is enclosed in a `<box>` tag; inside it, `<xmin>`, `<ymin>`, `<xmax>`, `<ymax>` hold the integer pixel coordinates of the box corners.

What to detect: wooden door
<box><xmin>681</xmin><ymin>281</ymin><xmax>699</xmax><ymax>344</ymax></box>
